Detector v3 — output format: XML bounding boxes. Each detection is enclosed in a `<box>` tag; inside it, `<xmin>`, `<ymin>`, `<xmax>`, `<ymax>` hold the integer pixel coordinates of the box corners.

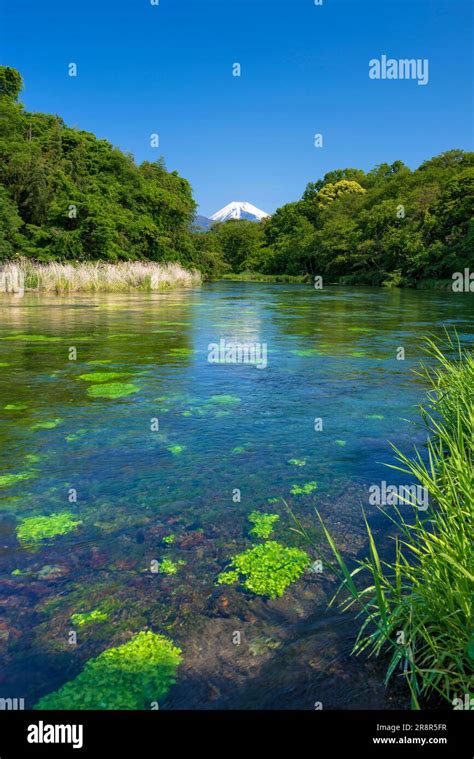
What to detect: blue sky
<box><xmin>1</xmin><ymin>0</ymin><xmax>472</xmax><ymax>216</ymax></box>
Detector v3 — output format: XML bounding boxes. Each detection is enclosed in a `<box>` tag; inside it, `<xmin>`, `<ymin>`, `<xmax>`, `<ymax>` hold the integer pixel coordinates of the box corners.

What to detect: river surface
<box><xmin>0</xmin><ymin>282</ymin><xmax>472</xmax><ymax>709</ymax></box>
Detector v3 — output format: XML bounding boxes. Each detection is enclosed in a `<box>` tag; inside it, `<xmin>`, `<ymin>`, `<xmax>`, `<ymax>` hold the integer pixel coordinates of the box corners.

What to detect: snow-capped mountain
<box><xmin>210</xmin><ymin>201</ymin><xmax>270</xmax><ymax>223</ymax></box>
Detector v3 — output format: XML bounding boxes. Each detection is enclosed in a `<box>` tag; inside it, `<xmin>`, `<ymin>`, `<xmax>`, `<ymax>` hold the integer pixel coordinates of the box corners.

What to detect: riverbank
<box><xmin>0</xmin><ymin>260</ymin><xmax>201</xmax><ymax>294</ymax></box>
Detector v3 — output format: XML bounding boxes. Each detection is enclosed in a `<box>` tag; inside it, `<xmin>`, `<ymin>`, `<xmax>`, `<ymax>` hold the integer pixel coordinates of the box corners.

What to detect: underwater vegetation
<box><xmin>86</xmin><ymin>382</ymin><xmax>139</xmax><ymax>399</ymax></box>
<box><xmin>31</xmin><ymin>418</ymin><xmax>63</xmax><ymax>430</ymax></box>
<box><xmin>290</xmin><ymin>481</ymin><xmax>318</xmax><ymax>496</ymax></box>
<box><xmin>16</xmin><ymin>512</ymin><xmax>82</xmax><ymax>543</ymax></box>
<box><xmin>78</xmin><ymin>372</ymin><xmax>130</xmax><ymax>383</ymax></box>
<box><xmin>167</xmin><ymin>444</ymin><xmax>185</xmax><ymax>455</ymax></box>
<box><xmin>157</xmin><ymin>559</ymin><xmax>185</xmax><ymax>575</ymax></box>
<box><xmin>1</xmin><ymin>334</ymin><xmax>62</xmax><ymax>342</ymax></box>
<box><xmin>34</xmin><ymin>631</ymin><xmax>182</xmax><ymax>709</ymax></box>
<box><xmin>247</xmin><ymin>511</ymin><xmax>280</xmax><ymax>540</ymax></box>
<box><xmin>71</xmin><ymin>610</ymin><xmax>109</xmax><ymax>627</ymax></box>
<box><xmin>288</xmin><ymin>458</ymin><xmax>306</xmax><ymax>466</ymax></box>
<box><xmin>162</xmin><ymin>534</ymin><xmax>176</xmax><ymax>544</ymax></box>
<box><xmin>0</xmin><ymin>471</ymin><xmax>35</xmax><ymax>487</ymax></box>
<box><xmin>217</xmin><ymin>541</ymin><xmax>310</xmax><ymax>599</ymax></box>
<box><xmin>209</xmin><ymin>395</ymin><xmax>240</xmax><ymax>404</ymax></box>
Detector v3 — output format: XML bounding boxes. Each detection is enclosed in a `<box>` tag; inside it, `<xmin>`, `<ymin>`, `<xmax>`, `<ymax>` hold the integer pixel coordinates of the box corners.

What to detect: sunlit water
<box><xmin>0</xmin><ymin>282</ymin><xmax>472</xmax><ymax>709</ymax></box>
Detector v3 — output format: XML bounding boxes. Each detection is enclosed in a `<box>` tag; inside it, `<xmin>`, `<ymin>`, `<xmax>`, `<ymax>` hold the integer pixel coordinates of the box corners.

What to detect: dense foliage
<box><xmin>209</xmin><ymin>154</ymin><xmax>474</xmax><ymax>286</ymax></box>
<box><xmin>1</xmin><ymin>66</ymin><xmax>473</xmax><ymax>286</ymax></box>
<box><xmin>0</xmin><ymin>67</ymin><xmax>225</xmax><ymax>274</ymax></box>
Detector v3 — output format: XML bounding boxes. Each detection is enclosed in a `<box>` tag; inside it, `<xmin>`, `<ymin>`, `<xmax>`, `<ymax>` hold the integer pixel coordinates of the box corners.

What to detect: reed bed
<box><xmin>288</xmin><ymin>334</ymin><xmax>473</xmax><ymax>708</ymax></box>
<box><xmin>1</xmin><ymin>259</ymin><xmax>201</xmax><ymax>293</ymax></box>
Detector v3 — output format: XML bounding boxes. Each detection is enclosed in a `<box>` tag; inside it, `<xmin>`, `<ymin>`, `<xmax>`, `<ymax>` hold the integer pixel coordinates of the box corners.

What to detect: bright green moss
<box><xmin>290</xmin><ymin>481</ymin><xmax>318</xmax><ymax>496</ymax></box>
<box><xmin>16</xmin><ymin>512</ymin><xmax>82</xmax><ymax>543</ymax></box>
<box><xmin>158</xmin><ymin>558</ymin><xmax>185</xmax><ymax>575</ymax></box>
<box><xmin>34</xmin><ymin>631</ymin><xmax>182</xmax><ymax>710</ymax></box>
<box><xmin>78</xmin><ymin>372</ymin><xmax>129</xmax><ymax>382</ymax></box>
<box><xmin>210</xmin><ymin>395</ymin><xmax>240</xmax><ymax>404</ymax></box>
<box><xmin>65</xmin><ymin>428</ymin><xmax>87</xmax><ymax>442</ymax></box>
<box><xmin>1</xmin><ymin>334</ymin><xmax>62</xmax><ymax>342</ymax></box>
<box><xmin>288</xmin><ymin>458</ymin><xmax>306</xmax><ymax>466</ymax></box>
<box><xmin>162</xmin><ymin>534</ymin><xmax>176</xmax><ymax>544</ymax></box>
<box><xmin>248</xmin><ymin>511</ymin><xmax>280</xmax><ymax>539</ymax></box>
<box><xmin>0</xmin><ymin>471</ymin><xmax>35</xmax><ymax>487</ymax></box>
<box><xmin>71</xmin><ymin>610</ymin><xmax>108</xmax><ymax>627</ymax></box>
<box><xmin>87</xmin><ymin>382</ymin><xmax>139</xmax><ymax>399</ymax></box>
<box><xmin>167</xmin><ymin>444</ymin><xmax>185</xmax><ymax>455</ymax></box>
<box><xmin>169</xmin><ymin>347</ymin><xmax>193</xmax><ymax>356</ymax></box>
<box><xmin>217</xmin><ymin>541</ymin><xmax>310</xmax><ymax>599</ymax></box>
<box><xmin>216</xmin><ymin>570</ymin><xmax>239</xmax><ymax>585</ymax></box>
<box><xmin>4</xmin><ymin>403</ymin><xmax>28</xmax><ymax>411</ymax></box>
<box><xmin>31</xmin><ymin>418</ymin><xmax>63</xmax><ymax>430</ymax></box>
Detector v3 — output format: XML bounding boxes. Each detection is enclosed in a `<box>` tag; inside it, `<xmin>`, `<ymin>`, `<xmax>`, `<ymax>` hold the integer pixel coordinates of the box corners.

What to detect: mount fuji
<box><xmin>209</xmin><ymin>201</ymin><xmax>270</xmax><ymax>223</ymax></box>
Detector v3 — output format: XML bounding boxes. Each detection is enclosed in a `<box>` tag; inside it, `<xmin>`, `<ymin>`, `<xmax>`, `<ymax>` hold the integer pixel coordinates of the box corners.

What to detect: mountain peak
<box><xmin>210</xmin><ymin>201</ymin><xmax>270</xmax><ymax>222</ymax></box>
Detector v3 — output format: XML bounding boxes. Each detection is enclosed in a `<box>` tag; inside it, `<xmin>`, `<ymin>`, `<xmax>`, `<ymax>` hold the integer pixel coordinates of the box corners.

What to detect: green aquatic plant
<box><xmin>290</xmin><ymin>349</ymin><xmax>320</xmax><ymax>357</ymax></box>
<box><xmin>31</xmin><ymin>418</ymin><xmax>63</xmax><ymax>430</ymax></box>
<box><xmin>0</xmin><ymin>471</ymin><xmax>35</xmax><ymax>487</ymax></box>
<box><xmin>4</xmin><ymin>403</ymin><xmax>27</xmax><ymax>411</ymax></box>
<box><xmin>34</xmin><ymin>631</ymin><xmax>182</xmax><ymax>709</ymax></box>
<box><xmin>25</xmin><ymin>454</ymin><xmax>41</xmax><ymax>463</ymax></box>
<box><xmin>16</xmin><ymin>512</ymin><xmax>82</xmax><ymax>543</ymax></box>
<box><xmin>217</xmin><ymin>570</ymin><xmax>239</xmax><ymax>585</ymax></box>
<box><xmin>1</xmin><ymin>334</ymin><xmax>62</xmax><ymax>342</ymax></box>
<box><xmin>158</xmin><ymin>558</ymin><xmax>185</xmax><ymax>575</ymax></box>
<box><xmin>232</xmin><ymin>446</ymin><xmax>246</xmax><ymax>454</ymax></box>
<box><xmin>71</xmin><ymin>610</ymin><xmax>108</xmax><ymax>627</ymax></box>
<box><xmin>248</xmin><ymin>511</ymin><xmax>280</xmax><ymax>539</ymax></box>
<box><xmin>78</xmin><ymin>372</ymin><xmax>129</xmax><ymax>383</ymax></box>
<box><xmin>217</xmin><ymin>541</ymin><xmax>310</xmax><ymax>598</ymax></box>
<box><xmin>210</xmin><ymin>395</ymin><xmax>240</xmax><ymax>404</ymax></box>
<box><xmin>169</xmin><ymin>347</ymin><xmax>194</xmax><ymax>356</ymax></box>
<box><xmin>288</xmin><ymin>458</ymin><xmax>306</xmax><ymax>466</ymax></box>
<box><xmin>65</xmin><ymin>428</ymin><xmax>87</xmax><ymax>442</ymax></box>
<box><xmin>335</xmin><ymin>439</ymin><xmax>347</xmax><ymax>447</ymax></box>
<box><xmin>162</xmin><ymin>534</ymin><xmax>176</xmax><ymax>544</ymax></box>
<box><xmin>87</xmin><ymin>382</ymin><xmax>139</xmax><ymax>399</ymax></box>
<box><xmin>167</xmin><ymin>444</ymin><xmax>185</xmax><ymax>455</ymax></box>
<box><xmin>290</xmin><ymin>481</ymin><xmax>318</xmax><ymax>496</ymax></box>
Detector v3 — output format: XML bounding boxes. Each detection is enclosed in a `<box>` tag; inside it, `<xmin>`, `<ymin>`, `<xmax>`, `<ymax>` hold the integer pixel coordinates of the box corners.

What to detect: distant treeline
<box><xmin>1</xmin><ymin>66</ymin><xmax>473</xmax><ymax>287</ymax></box>
<box><xmin>208</xmin><ymin>152</ymin><xmax>474</xmax><ymax>287</ymax></box>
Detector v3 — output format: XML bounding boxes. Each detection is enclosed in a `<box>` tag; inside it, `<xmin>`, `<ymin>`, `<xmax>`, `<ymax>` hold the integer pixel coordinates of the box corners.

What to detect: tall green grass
<box><xmin>289</xmin><ymin>335</ymin><xmax>473</xmax><ymax>708</ymax></box>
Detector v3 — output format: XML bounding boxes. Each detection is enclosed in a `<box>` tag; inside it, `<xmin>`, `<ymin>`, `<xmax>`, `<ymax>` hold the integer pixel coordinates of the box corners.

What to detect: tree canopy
<box><xmin>1</xmin><ymin>66</ymin><xmax>472</xmax><ymax>287</ymax></box>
